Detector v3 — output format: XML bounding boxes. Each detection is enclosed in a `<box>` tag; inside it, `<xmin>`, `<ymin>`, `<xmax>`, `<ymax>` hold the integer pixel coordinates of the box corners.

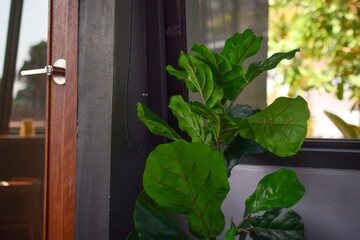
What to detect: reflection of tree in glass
<box><xmin>269</xmin><ymin>0</ymin><xmax>359</xmax><ymax>109</ymax></box>
<box><xmin>13</xmin><ymin>41</ymin><xmax>46</xmax><ymax>120</ymax></box>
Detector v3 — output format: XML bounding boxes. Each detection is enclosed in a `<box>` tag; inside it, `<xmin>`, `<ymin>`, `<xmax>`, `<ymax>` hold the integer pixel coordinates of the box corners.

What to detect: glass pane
<box><xmin>10</xmin><ymin>0</ymin><xmax>48</xmax><ymax>131</ymax></box>
<box><xmin>185</xmin><ymin>0</ymin><xmax>269</xmax><ymax>109</ymax></box>
<box><xmin>185</xmin><ymin>0</ymin><xmax>360</xmax><ymax>139</ymax></box>
<box><xmin>268</xmin><ymin>0</ymin><xmax>360</xmax><ymax>139</ymax></box>
<box><xmin>0</xmin><ymin>1</ymin><xmax>47</xmax><ymax>240</ymax></box>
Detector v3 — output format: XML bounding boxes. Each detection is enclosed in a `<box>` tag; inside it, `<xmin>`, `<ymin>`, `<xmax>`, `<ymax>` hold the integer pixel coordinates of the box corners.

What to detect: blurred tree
<box><xmin>15</xmin><ymin>41</ymin><xmax>47</xmax><ymax>108</ymax></box>
<box><xmin>269</xmin><ymin>0</ymin><xmax>360</xmax><ymax>109</ymax></box>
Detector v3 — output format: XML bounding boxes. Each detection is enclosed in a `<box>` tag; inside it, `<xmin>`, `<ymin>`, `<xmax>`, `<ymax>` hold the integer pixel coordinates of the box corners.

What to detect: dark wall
<box><xmin>76</xmin><ymin>0</ymin><xmax>115</xmax><ymax>239</ymax></box>
<box><xmin>0</xmin><ymin>137</ymin><xmax>44</xmax><ymax>178</ymax></box>
<box><xmin>77</xmin><ymin>0</ymin><xmax>188</xmax><ymax>238</ymax></box>
<box><xmin>111</xmin><ymin>0</ymin><xmax>151</xmax><ymax>237</ymax></box>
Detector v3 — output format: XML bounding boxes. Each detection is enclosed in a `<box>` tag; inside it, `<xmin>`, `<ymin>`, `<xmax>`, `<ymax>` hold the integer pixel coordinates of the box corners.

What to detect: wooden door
<box><xmin>43</xmin><ymin>0</ymin><xmax>78</xmax><ymax>239</ymax></box>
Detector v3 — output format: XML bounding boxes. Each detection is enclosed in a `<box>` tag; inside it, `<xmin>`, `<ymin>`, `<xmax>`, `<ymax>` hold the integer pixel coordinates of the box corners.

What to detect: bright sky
<box><xmin>0</xmin><ymin>0</ymin><xmax>48</xmax><ymax>77</ymax></box>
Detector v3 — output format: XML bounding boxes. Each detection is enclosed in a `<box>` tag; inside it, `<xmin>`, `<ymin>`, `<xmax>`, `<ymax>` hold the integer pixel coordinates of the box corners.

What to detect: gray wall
<box><xmin>222</xmin><ymin>164</ymin><xmax>360</xmax><ymax>239</ymax></box>
<box><xmin>76</xmin><ymin>0</ymin><xmax>153</xmax><ymax>239</ymax></box>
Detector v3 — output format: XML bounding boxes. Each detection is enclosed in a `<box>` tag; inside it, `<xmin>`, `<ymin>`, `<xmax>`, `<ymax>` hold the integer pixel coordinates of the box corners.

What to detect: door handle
<box><xmin>21</xmin><ymin>59</ymin><xmax>66</xmax><ymax>85</ymax></box>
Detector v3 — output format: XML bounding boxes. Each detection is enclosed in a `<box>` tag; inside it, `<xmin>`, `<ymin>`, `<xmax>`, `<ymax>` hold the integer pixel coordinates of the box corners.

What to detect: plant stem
<box><xmin>237</xmin><ymin>213</ymin><xmax>251</xmax><ymax>229</ymax></box>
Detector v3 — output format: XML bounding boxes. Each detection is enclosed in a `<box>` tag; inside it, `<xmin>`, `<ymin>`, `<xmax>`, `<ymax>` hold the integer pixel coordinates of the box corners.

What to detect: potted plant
<box><xmin>127</xmin><ymin>29</ymin><xmax>310</xmax><ymax>240</ymax></box>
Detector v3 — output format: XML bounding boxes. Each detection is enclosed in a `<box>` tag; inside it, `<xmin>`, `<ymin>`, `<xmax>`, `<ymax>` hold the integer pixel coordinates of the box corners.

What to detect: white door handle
<box><xmin>21</xmin><ymin>59</ymin><xmax>66</xmax><ymax>85</ymax></box>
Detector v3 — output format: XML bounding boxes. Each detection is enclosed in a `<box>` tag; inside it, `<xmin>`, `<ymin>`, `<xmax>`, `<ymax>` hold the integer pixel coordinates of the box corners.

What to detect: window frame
<box><xmin>0</xmin><ymin>0</ymin><xmax>23</xmax><ymax>134</ymax></box>
<box><xmin>240</xmin><ymin>139</ymin><xmax>360</xmax><ymax>170</ymax></box>
<box><xmin>0</xmin><ymin>0</ymin><xmax>47</xmax><ymax>135</ymax></box>
<box><xmin>179</xmin><ymin>0</ymin><xmax>360</xmax><ymax>170</ymax></box>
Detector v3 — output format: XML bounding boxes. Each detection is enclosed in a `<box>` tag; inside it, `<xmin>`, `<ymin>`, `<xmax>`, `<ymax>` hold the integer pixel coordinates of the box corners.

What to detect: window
<box><xmin>268</xmin><ymin>0</ymin><xmax>359</xmax><ymax>139</ymax></box>
<box><xmin>183</xmin><ymin>0</ymin><xmax>360</xmax><ymax>168</ymax></box>
<box><xmin>184</xmin><ymin>0</ymin><xmax>360</xmax><ymax>139</ymax></box>
<box><xmin>185</xmin><ymin>0</ymin><xmax>268</xmax><ymax>110</ymax></box>
<box><xmin>0</xmin><ymin>0</ymin><xmax>48</xmax><ymax>134</ymax></box>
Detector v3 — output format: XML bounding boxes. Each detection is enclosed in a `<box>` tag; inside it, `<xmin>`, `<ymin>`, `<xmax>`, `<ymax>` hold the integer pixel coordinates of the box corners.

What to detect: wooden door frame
<box><xmin>43</xmin><ymin>0</ymin><xmax>78</xmax><ymax>239</ymax></box>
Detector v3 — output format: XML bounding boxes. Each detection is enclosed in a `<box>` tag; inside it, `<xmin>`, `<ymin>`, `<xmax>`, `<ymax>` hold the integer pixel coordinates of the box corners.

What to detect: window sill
<box><xmin>240</xmin><ymin>139</ymin><xmax>360</xmax><ymax>170</ymax></box>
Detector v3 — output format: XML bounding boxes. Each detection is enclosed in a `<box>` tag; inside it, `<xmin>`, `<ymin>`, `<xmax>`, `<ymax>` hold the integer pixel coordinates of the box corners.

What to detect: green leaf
<box><xmin>191</xmin><ymin>44</ymin><xmax>247</xmax><ymax>100</ymax></box>
<box><xmin>166</xmin><ymin>64</ymin><xmax>197</xmax><ymax>92</ymax></box>
<box><xmin>239</xmin><ymin>96</ymin><xmax>310</xmax><ymax>157</ymax></box>
<box><xmin>166</xmin><ymin>51</ymin><xmax>223</xmax><ymax>108</ymax></box>
<box><xmin>249</xmin><ymin>208</ymin><xmax>305</xmax><ymax>240</ymax></box>
<box><xmin>245</xmin><ymin>168</ymin><xmax>305</xmax><ymax>214</ymax></box>
<box><xmin>245</xmin><ymin>49</ymin><xmax>299</xmax><ymax>83</ymax></box>
<box><xmin>133</xmin><ymin>191</ymin><xmax>189</xmax><ymax>240</ymax></box>
<box><xmin>221</xmin><ymin>29</ymin><xmax>263</xmax><ymax>65</ymax></box>
<box><xmin>126</xmin><ymin>230</ymin><xmax>141</xmax><ymax>240</ymax></box>
<box><xmin>191</xmin><ymin>43</ymin><xmax>218</xmax><ymax>77</ymax></box>
<box><xmin>224</xmin><ymin>136</ymin><xmax>265</xmax><ymax>176</ymax></box>
<box><xmin>229</xmin><ymin>104</ymin><xmax>260</xmax><ymax>119</ymax></box>
<box><xmin>219</xmin><ymin>114</ymin><xmax>242</xmax><ymax>144</ymax></box>
<box><xmin>137</xmin><ymin>103</ymin><xmax>182</xmax><ymax>141</ymax></box>
<box><xmin>225</xmin><ymin>226</ymin><xmax>236</xmax><ymax>240</ymax></box>
<box><xmin>143</xmin><ymin>140</ymin><xmax>230</xmax><ymax>239</ymax></box>
<box><xmin>324</xmin><ymin>111</ymin><xmax>360</xmax><ymax>139</ymax></box>
<box><xmin>215</xmin><ymin>55</ymin><xmax>247</xmax><ymax>100</ymax></box>
<box><xmin>190</xmin><ymin>101</ymin><xmax>220</xmax><ymax>142</ymax></box>
<box><xmin>169</xmin><ymin>95</ymin><xmax>207</xmax><ymax>144</ymax></box>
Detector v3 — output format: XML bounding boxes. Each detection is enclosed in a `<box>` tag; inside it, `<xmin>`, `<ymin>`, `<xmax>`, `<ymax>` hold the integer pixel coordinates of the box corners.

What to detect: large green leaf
<box><xmin>220</xmin><ymin>29</ymin><xmax>263</xmax><ymax>65</ymax></box>
<box><xmin>245</xmin><ymin>168</ymin><xmax>305</xmax><ymax>214</ymax></box>
<box><xmin>191</xmin><ymin>43</ymin><xmax>218</xmax><ymax>78</ymax></box>
<box><xmin>190</xmin><ymin>101</ymin><xmax>220</xmax><ymax>141</ymax></box>
<box><xmin>249</xmin><ymin>208</ymin><xmax>305</xmax><ymax>240</ymax></box>
<box><xmin>191</xmin><ymin>43</ymin><xmax>247</xmax><ymax>100</ymax></box>
<box><xmin>143</xmin><ymin>140</ymin><xmax>230</xmax><ymax>239</ymax></box>
<box><xmin>239</xmin><ymin>96</ymin><xmax>310</xmax><ymax>157</ymax></box>
<box><xmin>133</xmin><ymin>191</ymin><xmax>189</xmax><ymax>240</ymax></box>
<box><xmin>219</xmin><ymin>114</ymin><xmax>242</xmax><ymax>144</ymax></box>
<box><xmin>165</xmin><ymin>51</ymin><xmax>223</xmax><ymax>108</ymax></box>
<box><xmin>245</xmin><ymin>49</ymin><xmax>299</xmax><ymax>83</ymax></box>
<box><xmin>137</xmin><ymin>103</ymin><xmax>182</xmax><ymax>141</ymax></box>
<box><xmin>169</xmin><ymin>95</ymin><xmax>206</xmax><ymax>143</ymax></box>
<box><xmin>215</xmin><ymin>55</ymin><xmax>247</xmax><ymax>100</ymax></box>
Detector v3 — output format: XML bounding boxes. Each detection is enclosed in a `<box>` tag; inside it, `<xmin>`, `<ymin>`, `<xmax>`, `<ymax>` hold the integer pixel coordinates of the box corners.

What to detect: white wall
<box><xmin>222</xmin><ymin>164</ymin><xmax>360</xmax><ymax>239</ymax></box>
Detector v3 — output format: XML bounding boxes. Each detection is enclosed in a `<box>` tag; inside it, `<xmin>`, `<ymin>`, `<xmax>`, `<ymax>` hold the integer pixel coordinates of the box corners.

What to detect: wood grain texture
<box><xmin>43</xmin><ymin>0</ymin><xmax>78</xmax><ymax>239</ymax></box>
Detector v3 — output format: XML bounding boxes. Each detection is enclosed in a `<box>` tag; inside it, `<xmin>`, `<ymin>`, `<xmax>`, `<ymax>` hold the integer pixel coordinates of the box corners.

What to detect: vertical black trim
<box><xmin>163</xmin><ymin>0</ymin><xmax>189</xmax><ymax>129</ymax></box>
<box><xmin>146</xmin><ymin>0</ymin><xmax>168</xmax><ymax>145</ymax></box>
<box><xmin>110</xmin><ymin>0</ymin><xmax>151</xmax><ymax>238</ymax></box>
<box><xmin>0</xmin><ymin>0</ymin><xmax>23</xmax><ymax>133</ymax></box>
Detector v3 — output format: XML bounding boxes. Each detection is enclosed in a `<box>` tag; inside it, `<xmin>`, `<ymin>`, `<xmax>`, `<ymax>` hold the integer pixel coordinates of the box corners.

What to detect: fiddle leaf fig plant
<box><xmin>128</xmin><ymin>29</ymin><xmax>310</xmax><ymax>240</ymax></box>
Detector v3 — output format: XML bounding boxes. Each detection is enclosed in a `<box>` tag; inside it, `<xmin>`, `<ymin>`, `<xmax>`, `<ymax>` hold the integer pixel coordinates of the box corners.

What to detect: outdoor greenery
<box><xmin>128</xmin><ymin>29</ymin><xmax>310</xmax><ymax>239</ymax></box>
<box><xmin>15</xmin><ymin>41</ymin><xmax>47</xmax><ymax>108</ymax></box>
<box><xmin>269</xmin><ymin>0</ymin><xmax>360</xmax><ymax>109</ymax></box>
<box><xmin>325</xmin><ymin>110</ymin><xmax>360</xmax><ymax>138</ymax></box>
<box><xmin>11</xmin><ymin>41</ymin><xmax>47</xmax><ymax>122</ymax></box>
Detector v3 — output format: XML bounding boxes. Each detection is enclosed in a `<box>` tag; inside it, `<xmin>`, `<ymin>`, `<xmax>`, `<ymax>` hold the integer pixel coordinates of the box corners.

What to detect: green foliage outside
<box><xmin>128</xmin><ymin>29</ymin><xmax>310</xmax><ymax>240</ymax></box>
<box><xmin>325</xmin><ymin>110</ymin><xmax>360</xmax><ymax>138</ymax></box>
<box><xmin>15</xmin><ymin>41</ymin><xmax>47</xmax><ymax>108</ymax></box>
<box><xmin>269</xmin><ymin>0</ymin><xmax>360</xmax><ymax>109</ymax></box>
